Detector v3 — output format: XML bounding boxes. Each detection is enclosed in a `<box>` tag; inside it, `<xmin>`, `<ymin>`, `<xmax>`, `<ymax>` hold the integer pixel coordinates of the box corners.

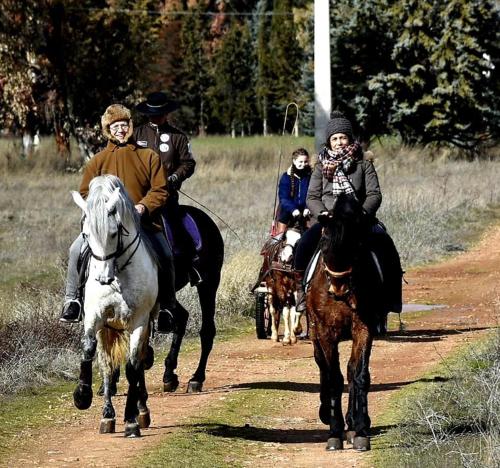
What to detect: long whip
<box><xmin>179</xmin><ymin>189</ymin><xmax>242</xmax><ymax>242</ymax></box>
<box><xmin>271</xmin><ymin>102</ymin><xmax>300</xmax><ymax>232</ymax></box>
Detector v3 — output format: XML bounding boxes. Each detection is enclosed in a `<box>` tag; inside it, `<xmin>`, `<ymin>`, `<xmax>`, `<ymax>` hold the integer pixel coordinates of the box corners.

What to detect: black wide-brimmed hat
<box><xmin>136</xmin><ymin>92</ymin><xmax>179</xmax><ymax>116</ymax></box>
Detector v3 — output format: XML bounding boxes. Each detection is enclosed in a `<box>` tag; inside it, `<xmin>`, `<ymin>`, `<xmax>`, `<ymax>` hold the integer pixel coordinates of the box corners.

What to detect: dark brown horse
<box><xmin>162</xmin><ymin>205</ymin><xmax>224</xmax><ymax>392</ymax></box>
<box><xmin>307</xmin><ymin>193</ymin><xmax>384</xmax><ymax>451</ymax></box>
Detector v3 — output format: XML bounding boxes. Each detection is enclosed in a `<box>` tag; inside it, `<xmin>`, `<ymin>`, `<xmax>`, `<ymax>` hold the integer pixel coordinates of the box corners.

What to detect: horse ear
<box><xmin>105</xmin><ymin>188</ymin><xmax>121</xmax><ymax>214</ymax></box>
<box><xmin>71</xmin><ymin>191</ymin><xmax>88</xmax><ymax>214</ymax></box>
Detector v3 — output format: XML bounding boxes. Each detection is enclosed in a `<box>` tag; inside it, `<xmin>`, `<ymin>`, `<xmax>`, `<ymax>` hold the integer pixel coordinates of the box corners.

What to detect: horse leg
<box><xmin>163</xmin><ymin>301</ymin><xmax>189</xmax><ymax>392</ymax></box>
<box><xmin>290</xmin><ymin>306</ymin><xmax>302</xmax><ymax>343</ymax></box>
<box><xmin>314</xmin><ymin>339</ymin><xmax>345</xmax><ymax>450</ymax></box>
<box><xmin>269</xmin><ymin>293</ymin><xmax>280</xmax><ymax>342</ymax></box>
<box><xmin>73</xmin><ymin>328</ymin><xmax>97</xmax><ymax>410</ymax></box>
<box><xmin>123</xmin><ymin>326</ymin><xmax>148</xmax><ymax>438</ymax></box>
<box><xmin>137</xmin><ymin>367</ymin><xmax>151</xmax><ymax>429</ymax></box>
<box><xmin>345</xmin><ymin>320</ymin><xmax>373</xmax><ymax>451</ymax></box>
<box><xmin>97</xmin><ymin>366</ymin><xmax>120</xmax><ymax>396</ymax></box>
<box><xmin>282</xmin><ymin>305</ymin><xmax>291</xmax><ymax>345</ymax></box>
<box><xmin>99</xmin><ymin>368</ymin><xmax>116</xmax><ymax>434</ymax></box>
<box><xmin>187</xmin><ymin>281</ymin><xmax>217</xmax><ymax>393</ymax></box>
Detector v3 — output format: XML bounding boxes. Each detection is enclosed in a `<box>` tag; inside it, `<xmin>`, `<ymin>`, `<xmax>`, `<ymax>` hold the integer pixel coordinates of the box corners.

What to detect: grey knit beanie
<box><xmin>325</xmin><ymin>111</ymin><xmax>353</xmax><ymax>144</ymax></box>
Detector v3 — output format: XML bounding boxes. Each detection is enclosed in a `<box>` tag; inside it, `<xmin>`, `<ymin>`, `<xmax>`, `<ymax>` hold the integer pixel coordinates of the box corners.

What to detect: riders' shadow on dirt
<box><xmin>227</xmin><ymin>379</ymin><xmax>426</xmax><ymax>393</ymax></box>
<box><xmin>190</xmin><ymin>422</ymin><xmax>398</xmax><ymax>444</ymax></box>
<box><xmin>379</xmin><ymin>326</ymin><xmax>494</xmax><ymax>343</ymax></box>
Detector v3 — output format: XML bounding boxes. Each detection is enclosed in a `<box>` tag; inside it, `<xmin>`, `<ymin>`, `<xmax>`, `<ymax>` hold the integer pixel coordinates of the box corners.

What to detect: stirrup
<box><xmin>59</xmin><ymin>299</ymin><xmax>82</xmax><ymax>323</ymax></box>
<box><xmin>189</xmin><ymin>266</ymin><xmax>203</xmax><ymax>287</ymax></box>
<box><xmin>157</xmin><ymin>309</ymin><xmax>175</xmax><ymax>334</ymax></box>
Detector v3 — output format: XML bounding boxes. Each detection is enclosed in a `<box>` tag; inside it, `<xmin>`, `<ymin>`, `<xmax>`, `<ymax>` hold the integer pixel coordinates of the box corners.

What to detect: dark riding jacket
<box><xmin>278</xmin><ymin>166</ymin><xmax>311</xmax><ymax>220</ymax></box>
<box><xmin>133</xmin><ymin>122</ymin><xmax>195</xmax><ymax>187</ymax></box>
<box><xmin>307</xmin><ymin>158</ymin><xmax>382</xmax><ymax>222</ymax></box>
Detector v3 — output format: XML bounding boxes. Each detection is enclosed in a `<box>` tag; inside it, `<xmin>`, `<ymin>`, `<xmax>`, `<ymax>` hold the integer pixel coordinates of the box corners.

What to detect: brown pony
<box><xmin>265</xmin><ymin>227</ymin><xmax>303</xmax><ymax>344</ymax></box>
<box><xmin>307</xmin><ymin>193</ymin><xmax>384</xmax><ymax>451</ymax></box>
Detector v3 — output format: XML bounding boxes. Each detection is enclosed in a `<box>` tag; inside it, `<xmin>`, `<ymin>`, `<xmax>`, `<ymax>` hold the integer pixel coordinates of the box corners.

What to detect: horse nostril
<box><xmin>98</xmin><ymin>276</ymin><xmax>114</xmax><ymax>285</ymax></box>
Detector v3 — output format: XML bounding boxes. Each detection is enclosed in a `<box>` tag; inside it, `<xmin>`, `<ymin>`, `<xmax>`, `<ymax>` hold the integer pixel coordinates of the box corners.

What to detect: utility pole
<box><xmin>314</xmin><ymin>0</ymin><xmax>331</xmax><ymax>151</ymax></box>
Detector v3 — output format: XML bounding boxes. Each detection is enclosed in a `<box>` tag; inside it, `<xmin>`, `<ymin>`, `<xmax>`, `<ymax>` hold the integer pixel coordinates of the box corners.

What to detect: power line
<box><xmin>65</xmin><ymin>7</ymin><xmax>312</xmax><ymax>18</ymax></box>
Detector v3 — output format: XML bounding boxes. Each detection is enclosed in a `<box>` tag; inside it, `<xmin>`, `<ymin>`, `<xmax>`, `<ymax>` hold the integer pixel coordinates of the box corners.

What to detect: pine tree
<box><xmin>370</xmin><ymin>0</ymin><xmax>499</xmax><ymax>148</ymax></box>
<box><xmin>208</xmin><ymin>20</ymin><xmax>256</xmax><ymax>136</ymax></box>
<box><xmin>176</xmin><ymin>6</ymin><xmax>212</xmax><ymax>135</ymax></box>
<box><xmin>255</xmin><ymin>0</ymin><xmax>274</xmax><ymax>135</ymax></box>
<box><xmin>329</xmin><ymin>0</ymin><xmax>396</xmax><ymax>144</ymax></box>
<box><xmin>266</xmin><ymin>0</ymin><xmax>302</xmax><ymax>132</ymax></box>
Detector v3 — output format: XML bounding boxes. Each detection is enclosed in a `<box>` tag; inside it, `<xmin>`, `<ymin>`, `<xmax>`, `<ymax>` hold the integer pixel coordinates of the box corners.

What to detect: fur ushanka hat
<box><xmin>101</xmin><ymin>104</ymin><xmax>134</xmax><ymax>143</ymax></box>
<box><xmin>325</xmin><ymin>111</ymin><xmax>354</xmax><ymax>145</ymax></box>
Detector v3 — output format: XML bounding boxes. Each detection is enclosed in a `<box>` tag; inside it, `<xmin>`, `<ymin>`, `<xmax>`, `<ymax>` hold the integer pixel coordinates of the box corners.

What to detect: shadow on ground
<box><xmin>187</xmin><ymin>422</ymin><xmax>398</xmax><ymax>445</ymax></box>
<box><xmin>378</xmin><ymin>326</ymin><xmax>494</xmax><ymax>343</ymax></box>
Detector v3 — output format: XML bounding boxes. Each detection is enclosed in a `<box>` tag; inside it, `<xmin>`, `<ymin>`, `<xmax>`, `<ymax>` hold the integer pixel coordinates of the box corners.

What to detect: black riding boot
<box><xmin>60</xmin><ymin>299</ymin><xmax>82</xmax><ymax>322</ymax></box>
<box><xmin>294</xmin><ymin>270</ymin><xmax>307</xmax><ymax>313</ymax></box>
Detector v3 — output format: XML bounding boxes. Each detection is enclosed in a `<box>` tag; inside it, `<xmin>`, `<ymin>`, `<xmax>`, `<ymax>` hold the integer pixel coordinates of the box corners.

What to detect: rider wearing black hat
<box><xmin>134</xmin><ymin>92</ymin><xmax>201</xmax><ymax>287</ymax></box>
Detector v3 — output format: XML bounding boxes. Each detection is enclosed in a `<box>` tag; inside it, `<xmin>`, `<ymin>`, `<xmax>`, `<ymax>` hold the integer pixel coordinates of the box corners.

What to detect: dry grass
<box><xmin>0</xmin><ymin>135</ymin><xmax>499</xmax><ymax>395</ymax></box>
<box><xmin>378</xmin><ymin>327</ymin><xmax>500</xmax><ymax>467</ymax></box>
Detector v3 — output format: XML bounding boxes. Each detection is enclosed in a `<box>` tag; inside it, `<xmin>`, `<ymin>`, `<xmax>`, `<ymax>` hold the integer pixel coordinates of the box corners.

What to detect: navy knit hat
<box><xmin>325</xmin><ymin>111</ymin><xmax>353</xmax><ymax>144</ymax></box>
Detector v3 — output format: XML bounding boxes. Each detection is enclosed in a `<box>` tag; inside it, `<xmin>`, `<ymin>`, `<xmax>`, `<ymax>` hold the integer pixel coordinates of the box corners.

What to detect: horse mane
<box><xmin>322</xmin><ymin>194</ymin><xmax>363</xmax><ymax>255</ymax></box>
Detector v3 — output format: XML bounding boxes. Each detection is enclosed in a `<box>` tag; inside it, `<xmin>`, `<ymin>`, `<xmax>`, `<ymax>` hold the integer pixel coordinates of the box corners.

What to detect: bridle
<box><xmin>87</xmin><ymin>222</ymin><xmax>142</xmax><ymax>273</ymax></box>
<box><xmin>323</xmin><ymin>261</ymin><xmax>357</xmax><ymax>309</ymax></box>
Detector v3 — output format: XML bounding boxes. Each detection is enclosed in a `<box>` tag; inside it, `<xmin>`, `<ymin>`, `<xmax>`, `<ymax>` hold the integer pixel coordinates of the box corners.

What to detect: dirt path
<box><xmin>4</xmin><ymin>226</ymin><xmax>500</xmax><ymax>467</ymax></box>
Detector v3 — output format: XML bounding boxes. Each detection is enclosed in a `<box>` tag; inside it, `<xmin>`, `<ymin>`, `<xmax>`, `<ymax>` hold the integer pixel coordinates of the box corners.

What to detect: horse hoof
<box><xmin>163</xmin><ymin>376</ymin><xmax>179</xmax><ymax>392</ymax></box>
<box><xmin>353</xmin><ymin>436</ymin><xmax>370</xmax><ymax>451</ymax></box>
<box><xmin>99</xmin><ymin>418</ymin><xmax>116</xmax><ymax>434</ymax></box>
<box><xmin>73</xmin><ymin>385</ymin><xmax>93</xmax><ymax>410</ymax></box>
<box><xmin>187</xmin><ymin>380</ymin><xmax>203</xmax><ymax>393</ymax></box>
<box><xmin>290</xmin><ymin>336</ymin><xmax>297</xmax><ymax>344</ymax></box>
<box><xmin>282</xmin><ymin>339</ymin><xmax>291</xmax><ymax>346</ymax></box>
<box><xmin>345</xmin><ymin>431</ymin><xmax>356</xmax><ymax>444</ymax></box>
<box><xmin>138</xmin><ymin>411</ymin><xmax>151</xmax><ymax>429</ymax></box>
<box><xmin>326</xmin><ymin>437</ymin><xmax>343</xmax><ymax>451</ymax></box>
<box><xmin>144</xmin><ymin>345</ymin><xmax>154</xmax><ymax>370</ymax></box>
<box><xmin>124</xmin><ymin>422</ymin><xmax>141</xmax><ymax>438</ymax></box>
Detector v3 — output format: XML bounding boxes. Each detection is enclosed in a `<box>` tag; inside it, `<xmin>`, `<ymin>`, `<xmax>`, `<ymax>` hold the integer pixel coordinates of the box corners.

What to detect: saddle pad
<box><xmin>163</xmin><ymin>212</ymin><xmax>202</xmax><ymax>255</ymax></box>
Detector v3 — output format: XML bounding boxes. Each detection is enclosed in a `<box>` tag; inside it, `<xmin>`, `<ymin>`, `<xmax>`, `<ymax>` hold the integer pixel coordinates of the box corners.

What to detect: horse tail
<box><xmin>97</xmin><ymin>328</ymin><xmax>130</xmax><ymax>373</ymax></box>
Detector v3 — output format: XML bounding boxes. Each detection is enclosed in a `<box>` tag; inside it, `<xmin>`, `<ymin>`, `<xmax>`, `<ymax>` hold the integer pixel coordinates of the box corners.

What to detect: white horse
<box><xmin>71</xmin><ymin>175</ymin><xmax>158</xmax><ymax>437</ymax></box>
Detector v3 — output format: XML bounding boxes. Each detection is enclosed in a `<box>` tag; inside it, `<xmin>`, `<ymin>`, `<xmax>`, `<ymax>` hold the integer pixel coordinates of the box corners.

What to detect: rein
<box><xmin>323</xmin><ymin>264</ymin><xmax>352</xmax><ymax>278</ymax></box>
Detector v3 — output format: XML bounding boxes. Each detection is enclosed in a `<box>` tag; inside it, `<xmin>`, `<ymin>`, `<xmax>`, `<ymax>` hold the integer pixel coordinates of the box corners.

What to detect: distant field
<box><xmin>0</xmin><ymin>135</ymin><xmax>499</xmax><ymax>395</ymax></box>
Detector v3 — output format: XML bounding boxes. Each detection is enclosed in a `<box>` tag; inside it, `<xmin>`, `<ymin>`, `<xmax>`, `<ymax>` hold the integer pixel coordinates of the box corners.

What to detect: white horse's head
<box><xmin>280</xmin><ymin>229</ymin><xmax>301</xmax><ymax>264</ymax></box>
<box><xmin>72</xmin><ymin>175</ymin><xmax>139</xmax><ymax>285</ymax></box>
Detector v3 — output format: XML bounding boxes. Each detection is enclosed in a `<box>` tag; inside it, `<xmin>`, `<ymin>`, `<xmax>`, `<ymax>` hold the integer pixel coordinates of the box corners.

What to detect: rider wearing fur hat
<box><xmin>293</xmin><ymin>111</ymin><xmax>402</xmax><ymax>330</ymax></box>
<box><xmin>60</xmin><ymin>104</ymin><xmax>177</xmax><ymax>333</ymax></box>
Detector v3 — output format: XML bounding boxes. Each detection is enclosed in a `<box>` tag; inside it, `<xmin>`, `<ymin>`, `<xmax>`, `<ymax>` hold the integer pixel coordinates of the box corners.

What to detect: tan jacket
<box><xmin>80</xmin><ymin>141</ymin><xmax>168</xmax><ymax>231</ymax></box>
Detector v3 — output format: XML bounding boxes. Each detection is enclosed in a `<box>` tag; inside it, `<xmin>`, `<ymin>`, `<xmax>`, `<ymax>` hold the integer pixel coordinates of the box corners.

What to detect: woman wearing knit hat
<box><xmin>293</xmin><ymin>111</ymin><xmax>402</xmax><ymax>331</ymax></box>
<box><xmin>59</xmin><ymin>104</ymin><xmax>177</xmax><ymax>334</ymax></box>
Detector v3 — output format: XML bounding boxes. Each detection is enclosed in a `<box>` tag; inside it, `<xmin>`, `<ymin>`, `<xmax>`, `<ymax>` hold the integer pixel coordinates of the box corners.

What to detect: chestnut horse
<box><xmin>307</xmin><ymin>193</ymin><xmax>384</xmax><ymax>451</ymax></box>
